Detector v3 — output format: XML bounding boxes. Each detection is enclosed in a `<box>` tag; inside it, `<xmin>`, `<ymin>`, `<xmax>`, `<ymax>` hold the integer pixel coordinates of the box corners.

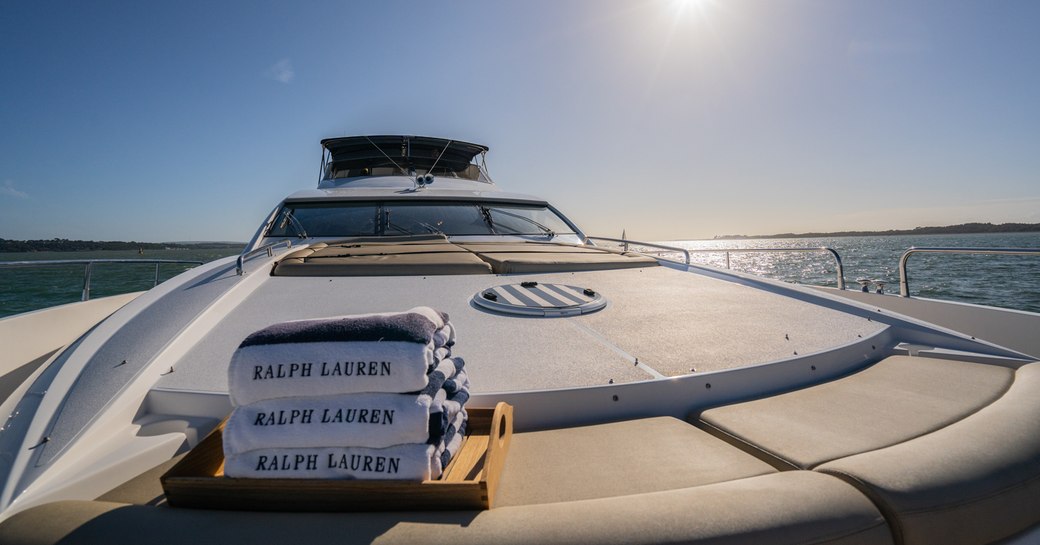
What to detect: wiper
<box><xmin>284</xmin><ymin>210</ymin><xmax>309</xmax><ymax>239</ymax></box>
<box><xmin>478</xmin><ymin>205</ymin><xmax>494</xmax><ymax>230</ymax></box>
<box><xmin>488</xmin><ymin>208</ymin><xmax>556</xmax><ymax>239</ymax></box>
<box><xmin>386</xmin><ymin>222</ymin><xmax>417</xmax><ymax>235</ymax></box>
<box><xmin>384</xmin><ymin>211</ymin><xmax>414</xmax><ymax>235</ymax></box>
<box><xmin>414</xmin><ymin>220</ymin><xmax>445</xmax><ymax>235</ymax></box>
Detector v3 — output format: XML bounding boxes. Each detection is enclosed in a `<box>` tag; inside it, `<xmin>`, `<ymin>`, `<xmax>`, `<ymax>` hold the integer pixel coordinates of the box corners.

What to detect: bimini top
<box><xmin>320</xmin><ymin>135</ymin><xmax>491</xmax><ymax>183</ymax></box>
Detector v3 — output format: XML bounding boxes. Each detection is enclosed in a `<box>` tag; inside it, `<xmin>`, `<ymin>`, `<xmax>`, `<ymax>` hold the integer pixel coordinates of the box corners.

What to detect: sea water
<box><xmin>0</xmin><ymin>248</ymin><xmax>239</xmax><ymax>318</ymax></box>
<box><xmin>666</xmin><ymin>232</ymin><xmax>1040</xmax><ymax>313</ymax></box>
<box><xmin>1</xmin><ymin>233</ymin><xmax>1038</xmax><ymax>319</ymax></box>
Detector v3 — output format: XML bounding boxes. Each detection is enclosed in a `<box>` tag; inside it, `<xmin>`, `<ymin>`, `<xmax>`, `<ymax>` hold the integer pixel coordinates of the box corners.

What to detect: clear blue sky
<box><xmin>2</xmin><ymin>0</ymin><xmax>1038</xmax><ymax>242</ymax></box>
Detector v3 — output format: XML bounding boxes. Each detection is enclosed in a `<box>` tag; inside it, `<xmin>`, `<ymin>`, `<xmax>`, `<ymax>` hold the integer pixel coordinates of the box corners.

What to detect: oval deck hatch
<box><xmin>473</xmin><ymin>282</ymin><xmax>606</xmax><ymax>317</ymax></box>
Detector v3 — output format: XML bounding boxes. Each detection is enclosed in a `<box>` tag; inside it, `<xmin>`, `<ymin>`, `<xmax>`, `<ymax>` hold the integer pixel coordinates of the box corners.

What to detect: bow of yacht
<box><xmin>0</xmin><ymin>135</ymin><xmax>1038</xmax><ymax>545</ymax></box>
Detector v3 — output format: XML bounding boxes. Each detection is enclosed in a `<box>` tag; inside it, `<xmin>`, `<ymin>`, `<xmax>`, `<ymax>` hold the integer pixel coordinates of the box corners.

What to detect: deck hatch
<box><xmin>473</xmin><ymin>282</ymin><xmax>606</xmax><ymax>317</ymax></box>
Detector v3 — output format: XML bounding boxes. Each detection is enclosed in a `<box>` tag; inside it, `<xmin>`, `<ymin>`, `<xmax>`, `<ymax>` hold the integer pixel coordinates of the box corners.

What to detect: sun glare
<box><xmin>670</xmin><ymin>0</ymin><xmax>715</xmax><ymax>20</ymax></box>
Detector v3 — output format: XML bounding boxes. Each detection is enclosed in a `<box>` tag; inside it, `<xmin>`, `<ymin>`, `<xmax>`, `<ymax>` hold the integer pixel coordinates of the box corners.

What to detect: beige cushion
<box><xmin>455</xmin><ymin>242</ymin><xmax>618</xmax><ymax>254</ymax></box>
<box><xmin>495</xmin><ymin>416</ymin><xmax>776</xmax><ymax>506</ymax></box>
<box><xmin>97</xmin><ymin>418</ymin><xmax>773</xmax><ymax>509</ymax></box>
<box><xmin>273</xmin><ymin>241</ymin><xmax>658</xmax><ymax>276</ymax></box>
<box><xmin>817</xmin><ymin>362</ymin><xmax>1040</xmax><ymax>545</ymax></box>
<box><xmin>696</xmin><ymin>356</ymin><xmax>1014</xmax><ymax>469</ymax></box>
<box><xmin>273</xmin><ymin>240</ymin><xmax>492</xmax><ymax>276</ymax></box>
<box><xmin>456</xmin><ymin>242</ymin><xmax>660</xmax><ymax>274</ymax></box>
<box><xmin>307</xmin><ymin>243</ymin><xmax>472</xmax><ymax>258</ymax></box>
<box><xmin>472</xmin><ymin>252</ymin><xmax>658</xmax><ymax>274</ymax></box>
<box><xmin>274</xmin><ymin>254</ymin><xmax>493</xmax><ymax>276</ymax></box>
<box><xmin>0</xmin><ymin>472</ymin><xmax>891</xmax><ymax>545</ymax></box>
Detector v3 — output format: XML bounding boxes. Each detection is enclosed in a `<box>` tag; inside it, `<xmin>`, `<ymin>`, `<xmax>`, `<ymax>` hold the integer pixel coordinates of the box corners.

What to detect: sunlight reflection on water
<box><xmin>654</xmin><ymin>233</ymin><xmax>1040</xmax><ymax>313</ymax></box>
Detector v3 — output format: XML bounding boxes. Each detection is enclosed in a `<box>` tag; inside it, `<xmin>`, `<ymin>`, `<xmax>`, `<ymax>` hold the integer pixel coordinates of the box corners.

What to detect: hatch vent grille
<box><xmin>473</xmin><ymin>282</ymin><xmax>606</xmax><ymax>317</ymax></box>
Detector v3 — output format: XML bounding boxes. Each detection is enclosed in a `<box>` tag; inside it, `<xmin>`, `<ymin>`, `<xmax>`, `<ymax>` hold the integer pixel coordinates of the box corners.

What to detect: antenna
<box><xmin>413</xmin><ymin>139</ymin><xmax>453</xmax><ymax>189</ymax></box>
<box><xmin>364</xmin><ymin>136</ymin><xmax>408</xmax><ymax>175</ymax></box>
<box><xmin>318</xmin><ymin>147</ymin><xmax>327</xmax><ymax>182</ymax></box>
<box><xmin>425</xmin><ymin>139</ymin><xmax>453</xmax><ymax>176</ymax></box>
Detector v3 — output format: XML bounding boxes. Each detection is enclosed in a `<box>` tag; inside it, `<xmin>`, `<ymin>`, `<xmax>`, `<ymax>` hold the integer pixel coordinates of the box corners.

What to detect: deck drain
<box><xmin>472</xmin><ymin>282</ymin><xmax>606</xmax><ymax>317</ymax></box>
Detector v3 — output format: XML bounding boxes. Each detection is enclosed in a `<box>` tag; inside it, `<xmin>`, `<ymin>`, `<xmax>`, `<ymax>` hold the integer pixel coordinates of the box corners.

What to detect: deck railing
<box><xmin>0</xmin><ymin>259</ymin><xmax>203</xmax><ymax>301</ymax></box>
<box><xmin>684</xmin><ymin>247</ymin><xmax>846</xmax><ymax>290</ymax></box>
<box><xmin>584</xmin><ymin>236</ymin><xmax>691</xmax><ymax>265</ymax></box>
<box><xmin>585</xmin><ymin>237</ymin><xmax>846</xmax><ymax>290</ymax></box>
<box><xmin>236</xmin><ymin>239</ymin><xmax>294</xmax><ymax>275</ymax></box>
<box><xmin>899</xmin><ymin>247</ymin><xmax>1040</xmax><ymax>297</ymax></box>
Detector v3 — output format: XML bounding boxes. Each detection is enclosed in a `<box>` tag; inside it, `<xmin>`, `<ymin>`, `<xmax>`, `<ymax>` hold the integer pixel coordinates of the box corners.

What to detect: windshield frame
<box><xmin>264</xmin><ymin>199</ymin><xmax>583</xmax><ymax>241</ymax></box>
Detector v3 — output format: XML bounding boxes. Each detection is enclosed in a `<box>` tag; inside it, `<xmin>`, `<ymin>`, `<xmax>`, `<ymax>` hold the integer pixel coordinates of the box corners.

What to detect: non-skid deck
<box><xmin>160</xmin><ymin>266</ymin><xmax>886</xmax><ymax>395</ymax></box>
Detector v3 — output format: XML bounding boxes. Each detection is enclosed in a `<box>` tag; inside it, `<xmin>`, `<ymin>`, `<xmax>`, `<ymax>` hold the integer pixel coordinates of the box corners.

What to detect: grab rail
<box><xmin>584</xmin><ymin>236</ymin><xmax>691</xmax><ymax>265</ymax></box>
<box><xmin>583</xmin><ymin>238</ymin><xmax>845</xmax><ymax>290</ymax></box>
<box><xmin>686</xmin><ymin>247</ymin><xmax>846</xmax><ymax>290</ymax></box>
<box><xmin>899</xmin><ymin>247</ymin><xmax>1040</xmax><ymax>297</ymax></box>
<box><xmin>236</xmin><ymin>239</ymin><xmax>294</xmax><ymax>276</ymax></box>
<box><xmin>0</xmin><ymin>259</ymin><xmax>203</xmax><ymax>301</ymax></box>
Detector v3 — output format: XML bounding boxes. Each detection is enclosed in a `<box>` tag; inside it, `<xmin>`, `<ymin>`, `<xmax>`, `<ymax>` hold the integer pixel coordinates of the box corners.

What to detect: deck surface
<box><xmin>161</xmin><ymin>266</ymin><xmax>884</xmax><ymax>393</ymax></box>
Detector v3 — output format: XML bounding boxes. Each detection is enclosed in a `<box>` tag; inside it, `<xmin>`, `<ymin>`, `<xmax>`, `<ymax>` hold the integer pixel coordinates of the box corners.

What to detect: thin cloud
<box><xmin>265</xmin><ymin>59</ymin><xmax>295</xmax><ymax>83</ymax></box>
<box><xmin>1</xmin><ymin>180</ymin><xmax>28</xmax><ymax>199</ymax></box>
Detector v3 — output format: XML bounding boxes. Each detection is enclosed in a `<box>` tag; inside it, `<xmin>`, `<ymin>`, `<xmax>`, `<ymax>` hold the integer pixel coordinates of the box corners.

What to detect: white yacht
<box><xmin>0</xmin><ymin>135</ymin><xmax>1038</xmax><ymax>544</ymax></box>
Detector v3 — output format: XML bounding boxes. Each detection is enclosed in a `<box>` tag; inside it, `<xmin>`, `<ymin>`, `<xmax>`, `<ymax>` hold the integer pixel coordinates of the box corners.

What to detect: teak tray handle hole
<box><xmin>484</xmin><ymin>402</ymin><xmax>512</xmax><ymax>477</ymax></box>
<box><xmin>497</xmin><ymin>414</ymin><xmax>508</xmax><ymax>448</ymax></box>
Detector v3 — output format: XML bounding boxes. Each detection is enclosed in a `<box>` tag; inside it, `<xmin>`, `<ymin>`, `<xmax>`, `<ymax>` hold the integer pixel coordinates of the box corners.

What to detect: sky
<box><xmin>1</xmin><ymin>0</ymin><xmax>1038</xmax><ymax>242</ymax></box>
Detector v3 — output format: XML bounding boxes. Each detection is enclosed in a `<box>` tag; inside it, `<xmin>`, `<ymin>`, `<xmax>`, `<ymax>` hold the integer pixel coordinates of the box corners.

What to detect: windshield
<box><xmin>266</xmin><ymin>201</ymin><xmax>577</xmax><ymax>238</ymax></box>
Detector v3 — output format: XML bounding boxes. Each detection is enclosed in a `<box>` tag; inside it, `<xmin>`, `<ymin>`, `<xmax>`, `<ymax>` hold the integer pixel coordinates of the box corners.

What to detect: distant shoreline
<box><xmin>5</xmin><ymin>222</ymin><xmax>1039</xmax><ymax>250</ymax></box>
<box><xmin>0</xmin><ymin>239</ymin><xmax>245</xmax><ymax>253</ymax></box>
<box><xmin>711</xmin><ymin>222</ymin><xmax>1040</xmax><ymax>240</ymax></box>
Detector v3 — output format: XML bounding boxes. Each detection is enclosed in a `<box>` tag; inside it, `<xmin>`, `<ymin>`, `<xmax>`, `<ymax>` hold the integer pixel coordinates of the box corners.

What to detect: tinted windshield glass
<box><xmin>266</xmin><ymin>201</ymin><xmax>575</xmax><ymax>238</ymax></box>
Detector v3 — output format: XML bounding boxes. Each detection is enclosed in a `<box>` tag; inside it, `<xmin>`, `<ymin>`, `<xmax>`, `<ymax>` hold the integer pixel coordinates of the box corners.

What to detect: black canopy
<box><xmin>321</xmin><ymin>135</ymin><xmax>489</xmax><ymax>173</ymax></box>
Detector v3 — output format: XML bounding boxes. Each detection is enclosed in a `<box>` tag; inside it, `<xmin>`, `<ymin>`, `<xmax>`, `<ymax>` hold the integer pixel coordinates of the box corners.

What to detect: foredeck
<box><xmin>160</xmin><ymin>265</ymin><xmax>886</xmax><ymax>395</ymax></box>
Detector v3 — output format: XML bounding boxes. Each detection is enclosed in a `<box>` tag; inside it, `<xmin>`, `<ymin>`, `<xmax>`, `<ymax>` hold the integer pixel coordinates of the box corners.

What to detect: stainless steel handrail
<box><xmin>686</xmin><ymin>247</ymin><xmax>846</xmax><ymax>290</ymax></box>
<box><xmin>0</xmin><ymin>259</ymin><xmax>203</xmax><ymax>301</ymax></box>
<box><xmin>236</xmin><ymin>239</ymin><xmax>294</xmax><ymax>276</ymax></box>
<box><xmin>584</xmin><ymin>236</ymin><xmax>691</xmax><ymax>265</ymax></box>
<box><xmin>899</xmin><ymin>247</ymin><xmax>1040</xmax><ymax>297</ymax></box>
<box><xmin>583</xmin><ymin>238</ymin><xmax>846</xmax><ymax>289</ymax></box>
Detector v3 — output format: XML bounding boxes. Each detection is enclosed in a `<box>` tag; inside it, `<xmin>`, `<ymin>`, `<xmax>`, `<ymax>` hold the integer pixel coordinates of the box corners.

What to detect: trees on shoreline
<box><xmin>714</xmin><ymin>222</ymin><xmax>1040</xmax><ymax>240</ymax></box>
<box><xmin>0</xmin><ymin>238</ymin><xmax>244</xmax><ymax>252</ymax></box>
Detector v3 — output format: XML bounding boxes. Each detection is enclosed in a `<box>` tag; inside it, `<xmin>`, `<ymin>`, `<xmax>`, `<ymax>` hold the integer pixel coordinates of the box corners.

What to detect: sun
<box><xmin>670</xmin><ymin>0</ymin><xmax>716</xmax><ymax>19</ymax></box>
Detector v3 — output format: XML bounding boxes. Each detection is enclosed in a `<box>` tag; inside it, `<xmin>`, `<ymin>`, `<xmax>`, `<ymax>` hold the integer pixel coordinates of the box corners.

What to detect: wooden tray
<box><xmin>161</xmin><ymin>402</ymin><xmax>512</xmax><ymax>511</ymax></box>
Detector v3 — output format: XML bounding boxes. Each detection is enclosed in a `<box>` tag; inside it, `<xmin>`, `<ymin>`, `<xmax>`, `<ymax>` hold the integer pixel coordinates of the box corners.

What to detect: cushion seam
<box><xmin>816</xmin><ymin>468</ymin><xmax>906</xmax><ymax>545</ymax></box>
<box><xmin>693</xmin><ymin>419</ymin><xmax>800</xmax><ymax>471</ymax></box>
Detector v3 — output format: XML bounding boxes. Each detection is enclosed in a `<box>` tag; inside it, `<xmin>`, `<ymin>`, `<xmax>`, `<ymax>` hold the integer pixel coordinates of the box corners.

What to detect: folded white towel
<box><xmin>223</xmin><ymin>411</ymin><xmax>469</xmax><ymax>480</ymax></box>
<box><xmin>433</xmin><ymin>322</ymin><xmax>456</xmax><ymax>348</ymax></box>
<box><xmin>225</xmin><ymin>355</ymin><xmax>467</xmax><ymax>454</ymax></box>
<box><xmin>433</xmin><ymin>410</ymin><xmax>467</xmax><ymax>474</ymax></box>
<box><xmin>228</xmin><ymin>307</ymin><xmax>453</xmax><ymax>405</ymax></box>
<box><xmin>443</xmin><ymin>366</ymin><xmax>468</xmax><ymax>396</ymax></box>
<box><xmin>426</xmin><ymin>386</ymin><xmax>467</xmax><ymax>444</ymax></box>
<box><xmin>225</xmin><ymin>443</ymin><xmax>441</xmax><ymax>480</ymax></box>
<box><xmin>424</xmin><ymin>357</ymin><xmax>467</xmax><ymax>441</ymax></box>
<box><xmin>228</xmin><ymin>338</ymin><xmax>450</xmax><ymax>405</ymax></box>
<box><xmin>225</xmin><ymin>392</ymin><xmax>432</xmax><ymax>453</ymax></box>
